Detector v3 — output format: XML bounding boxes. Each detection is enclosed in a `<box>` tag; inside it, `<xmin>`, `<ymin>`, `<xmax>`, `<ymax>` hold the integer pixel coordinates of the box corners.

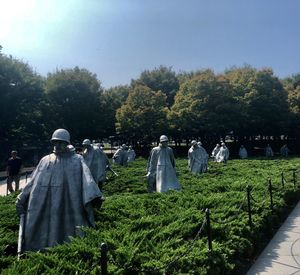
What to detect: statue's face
<box><xmin>161</xmin><ymin>141</ymin><xmax>168</xmax><ymax>147</ymax></box>
<box><xmin>11</xmin><ymin>152</ymin><xmax>17</xmax><ymax>159</ymax></box>
<box><xmin>53</xmin><ymin>140</ymin><xmax>68</xmax><ymax>154</ymax></box>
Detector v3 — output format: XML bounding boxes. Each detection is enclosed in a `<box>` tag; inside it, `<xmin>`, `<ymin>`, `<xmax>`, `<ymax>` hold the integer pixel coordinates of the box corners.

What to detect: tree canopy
<box><xmin>116</xmin><ymin>85</ymin><xmax>168</xmax><ymax>143</ymax></box>
<box><xmin>0</xmin><ymin>55</ymin><xmax>47</xmax><ymax>142</ymax></box>
<box><xmin>0</xmin><ymin>49</ymin><xmax>299</xmax><ymax>150</ymax></box>
<box><xmin>132</xmin><ymin>65</ymin><xmax>179</xmax><ymax>107</ymax></box>
<box><xmin>45</xmin><ymin>67</ymin><xmax>104</xmax><ymax>141</ymax></box>
<box><xmin>169</xmin><ymin>70</ymin><xmax>241</xmax><ymax>140</ymax></box>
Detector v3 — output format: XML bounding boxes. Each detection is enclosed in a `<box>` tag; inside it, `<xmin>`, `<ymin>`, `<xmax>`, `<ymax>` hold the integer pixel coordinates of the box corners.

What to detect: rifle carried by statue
<box><xmin>106</xmin><ymin>165</ymin><xmax>118</xmax><ymax>177</ymax></box>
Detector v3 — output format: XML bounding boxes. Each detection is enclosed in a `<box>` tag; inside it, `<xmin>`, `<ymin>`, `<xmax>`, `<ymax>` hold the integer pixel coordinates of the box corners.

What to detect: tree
<box><xmin>116</xmin><ymin>85</ymin><xmax>168</xmax><ymax>144</ymax></box>
<box><xmin>169</xmin><ymin>70</ymin><xmax>241</xmax><ymax>141</ymax></box>
<box><xmin>132</xmin><ymin>65</ymin><xmax>179</xmax><ymax>107</ymax></box>
<box><xmin>225</xmin><ymin>66</ymin><xmax>289</xmax><ymax>137</ymax></box>
<box><xmin>45</xmin><ymin>67</ymin><xmax>104</xmax><ymax>141</ymax></box>
<box><xmin>0</xmin><ymin>54</ymin><xmax>47</xmax><ymax>143</ymax></box>
<box><xmin>282</xmin><ymin>73</ymin><xmax>300</xmax><ymax>138</ymax></box>
<box><xmin>99</xmin><ymin>85</ymin><xmax>130</xmax><ymax>137</ymax></box>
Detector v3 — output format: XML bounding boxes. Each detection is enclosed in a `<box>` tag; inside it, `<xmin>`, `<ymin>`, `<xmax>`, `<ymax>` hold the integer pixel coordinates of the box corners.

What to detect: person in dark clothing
<box><xmin>6</xmin><ymin>150</ymin><xmax>23</xmax><ymax>193</ymax></box>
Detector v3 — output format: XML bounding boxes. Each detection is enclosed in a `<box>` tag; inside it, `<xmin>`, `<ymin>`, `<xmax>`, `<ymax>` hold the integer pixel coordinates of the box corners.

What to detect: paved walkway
<box><xmin>0</xmin><ymin>176</ymin><xmax>29</xmax><ymax>196</ymax></box>
<box><xmin>247</xmin><ymin>201</ymin><xmax>300</xmax><ymax>274</ymax></box>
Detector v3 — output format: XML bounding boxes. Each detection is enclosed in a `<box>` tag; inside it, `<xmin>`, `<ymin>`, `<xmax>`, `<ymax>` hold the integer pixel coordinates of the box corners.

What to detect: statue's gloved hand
<box><xmin>143</xmin><ymin>172</ymin><xmax>151</xmax><ymax>179</ymax></box>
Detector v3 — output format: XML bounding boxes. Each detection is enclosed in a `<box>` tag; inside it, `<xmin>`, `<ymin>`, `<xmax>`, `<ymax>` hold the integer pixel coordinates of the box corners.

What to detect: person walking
<box><xmin>6</xmin><ymin>150</ymin><xmax>23</xmax><ymax>193</ymax></box>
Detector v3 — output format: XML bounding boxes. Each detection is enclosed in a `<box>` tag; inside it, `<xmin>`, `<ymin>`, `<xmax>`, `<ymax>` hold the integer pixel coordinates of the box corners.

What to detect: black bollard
<box><xmin>293</xmin><ymin>171</ymin><xmax>296</xmax><ymax>188</ymax></box>
<box><xmin>268</xmin><ymin>179</ymin><xmax>274</xmax><ymax>214</ymax></box>
<box><xmin>281</xmin><ymin>172</ymin><xmax>284</xmax><ymax>188</ymax></box>
<box><xmin>205</xmin><ymin>208</ymin><xmax>213</xmax><ymax>251</ymax></box>
<box><xmin>246</xmin><ymin>186</ymin><xmax>252</xmax><ymax>229</ymax></box>
<box><xmin>100</xmin><ymin>243</ymin><xmax>108</xmax><ymax>275</ymax></box>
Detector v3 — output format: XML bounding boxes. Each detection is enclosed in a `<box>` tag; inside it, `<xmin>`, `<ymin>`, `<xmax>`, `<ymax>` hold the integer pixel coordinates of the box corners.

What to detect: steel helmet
<box><xmin>67</xmin><ymin>144</ymin><xmax>75</xmax><ymax>152</ymax></box>
<box><xmin>159</xmin><ymin>135</ymin><xmax>168</xmax><ymax>142</ymax></box>
<box><xmin>191</xmin><ymin>140</ymin><xmax>197</xmax><ymax>146</ymax></box>
<box><xmin>82</xmin><ymin>139</ymin><xmax>91</xmax><ymax>146</ymax></box>
<box><xmin>51</xmin><ymin>129</ymin><xmax>70</xmax><ymax>144</ymax></box>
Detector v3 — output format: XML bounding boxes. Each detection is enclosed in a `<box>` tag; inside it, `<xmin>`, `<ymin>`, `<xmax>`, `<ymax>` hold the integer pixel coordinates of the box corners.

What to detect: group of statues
<box><xmin>14</xmin><ymin>129</ymin><xmax>142</xmax><ymax>254</ymax></box>
<box><xmin>112</xmin><ymin>144</ymin><xmax>136</xmax><ymax>167</ymax></box>
<box><xmin>211</xmin><ymin>142</ymin><xmax>230</xmax><ymax>163</ymax></box>
<box><xmin>238</xmin><ymin>143</ymin><xmax>290</xmax><ymax>158</ymax></box>
<box><xmin>14</xmin><ymin>129</ymin><xmax>291</xmax><ymax>254</ymax></box>
<box><xmin>210</xmin><ymin>143</ymin><xmax>290</xmax><ymax>160</ymax></box>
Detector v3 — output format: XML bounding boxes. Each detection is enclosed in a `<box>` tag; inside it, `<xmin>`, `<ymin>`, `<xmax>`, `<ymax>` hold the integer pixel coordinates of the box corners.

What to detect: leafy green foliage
<box><xmin>116</xmin><ymin>85</ymin><xmax>168</xmax><ymax>143</ymax></box>
<box><xmin>0</xmin><ymin>55</ymin><xmax>48</xmax><ymax>142</ymax></box>
<box><xmin>45</xmin><ymin>67</ymin><xmax>104</xmax><ymax>141</ymax></box>
<box><xmin>225</xmin><ymin>66</ymin><xmax>289</xmax><ymax>136</ymax></box>
<box><xmin>169</xmin><ymin>70</ymin><xmax>241</xmax><ymax>139</ymax></box>
<box><xmin>100</xmin><ymin>85</ymin><xmax>131</xmax><ymax>137</ymax></box>
<box><xmin>1</xmin><ymin>157</ymin><xmax>300</xmax><ymax>274</ymax></box>
<box><xmin>132</xmin><ymin>65</ymin><xmax>179</xmax><ymax>107</ymax></box>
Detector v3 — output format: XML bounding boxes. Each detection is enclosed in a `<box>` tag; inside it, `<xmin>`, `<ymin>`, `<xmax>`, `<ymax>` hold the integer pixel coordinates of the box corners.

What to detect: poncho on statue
<box><xmin>127</xmin><ymin>147</ymin><xmax>136</xmax><ymax>162</ymax></box>
<box><xmin>265</xmin><ymin>145</ymin><xmax>274</xmax><ymax>157</ymax></box>
<box><xmin>16</xmin><ymin>151</ymin><xmax>102</xmax><ymax>252</ymax></box>
<box><xmin>188</xmin><ymin>141</ymin><xmax>208</xmax><ymax>174</ymax></box>
<box><xmin>83</xmin><ymin>144</ymin><xmax>109</xmax><ymax>183</ymax></box>
<box><xmin>239</xmin><ymin>146</ymin><xmax>248</xmax><ymax>159</ymax></box>
<box><xmin>280</xmin><ymin>145</ymin><xmax>289</xmax><ymax>157</ymax></box>
<box><xmin>216</xmin><ymin>144</ymin><xmax>229</xmax><ymax>163</ymax></box>
<box><xmin>147</xmin><ymin>136</ymin><xmax>181</xmax><ymax>193</ymax></box>
<box><xmin>211</xmin><ymin>144</ymin><xmax>220</xmax><ymax>161</ymax></box>
<box><xmin>113</xmin><ymin>145</ymin><xmax>128</xmax><ymax>167</ymax></box>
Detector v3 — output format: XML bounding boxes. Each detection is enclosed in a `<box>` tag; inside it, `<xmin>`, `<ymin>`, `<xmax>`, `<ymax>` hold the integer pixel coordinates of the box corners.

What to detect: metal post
<box><xmin>268</xmin><ymin>179</ymin><xmax>274</xmax><ymax>213</ymax></box>
<box><xmin>281</xmin><ymin>172</ymin><xmax>284</xmax><ymax>188</ymax></box>
<box><xmin>205</xmin><ymin>208</ymin><xmax>213</xmax><ymax>251</ymax></box>
<box><xmin>100</xmin><ymin>243</ymin><xmax>108</xmax><ymax>275</ymax></box>
<box><xmin>293</xmin><ymin>171</ymin><xmax>296</xmax><ymax>188</ymax></box>
<box><xmin>26</xmin><ymin>172</ymin><xmax>28</xmax><ymax>183</ymax></box>
<box><xmin>246</xmin><ymin>186</ymin><xmax>252</xmax><ymax>229</ymax></box>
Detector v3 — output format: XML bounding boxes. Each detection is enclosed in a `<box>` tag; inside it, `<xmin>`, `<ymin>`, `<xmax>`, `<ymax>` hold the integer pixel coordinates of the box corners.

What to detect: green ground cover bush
<box><xmin>1</xmin><ymin>157</ymin><xmax>300</xmax><ymax>274</ymax></box>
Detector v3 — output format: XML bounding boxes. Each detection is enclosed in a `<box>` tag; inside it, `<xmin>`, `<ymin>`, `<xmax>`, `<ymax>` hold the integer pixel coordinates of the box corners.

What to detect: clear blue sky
<box><xmin>1</xmin><ymin>0</ymin><xmax>300</xmax><ymax>88</ymax></box>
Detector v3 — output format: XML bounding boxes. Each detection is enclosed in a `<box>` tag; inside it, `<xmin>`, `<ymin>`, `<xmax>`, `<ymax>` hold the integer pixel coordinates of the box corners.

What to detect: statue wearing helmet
<box><xmin>188</xmin><ymin>140</ymin><xmax>208</xmax><ymax>174</ymax></box>
<box><xmin>146</xmin><ymin>135</ymin><xmax>181</xmax><ymax>193</ymax></box>
<box><xmin>112</xmin><ymin>144</ymin><xmax>128</xmax><ymax>167</ymax></box>
<box><xmin>50</xmin><ymin>128</ymin><xmax>70</xmax><ymax>154</ymax></box>
<box><xmin>16</xmin><ymin>129</ymin><xmax>102</xmax><ymax>252</ymax></box>
<box><xmin>215</xmin><ymin>142</ymin><xmax>230</xmax><ymax>163</ymax></box>
<box><xmin>82</xmin><ymin>138</ymin><xmax>110</xmax><ymax>190</ymax></box>
<box><xmin>127</xmin><ymin>145</ymin><xmax>136</xmax><ymax>162</ymax></box>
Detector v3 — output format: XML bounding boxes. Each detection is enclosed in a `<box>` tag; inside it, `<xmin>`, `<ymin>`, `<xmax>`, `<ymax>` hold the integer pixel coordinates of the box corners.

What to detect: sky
<box><xmin>1</xmin><ymin>0</ymin><xmax>300</xmax><ymax>88</ymax></box>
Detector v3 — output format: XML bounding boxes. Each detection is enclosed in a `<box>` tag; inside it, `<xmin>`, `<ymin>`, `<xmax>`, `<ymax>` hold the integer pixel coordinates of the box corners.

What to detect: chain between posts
<box><xmin>250</xmin><ymin>193</ymin><xmax>268</xmax><ymax>209</ymax></box>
